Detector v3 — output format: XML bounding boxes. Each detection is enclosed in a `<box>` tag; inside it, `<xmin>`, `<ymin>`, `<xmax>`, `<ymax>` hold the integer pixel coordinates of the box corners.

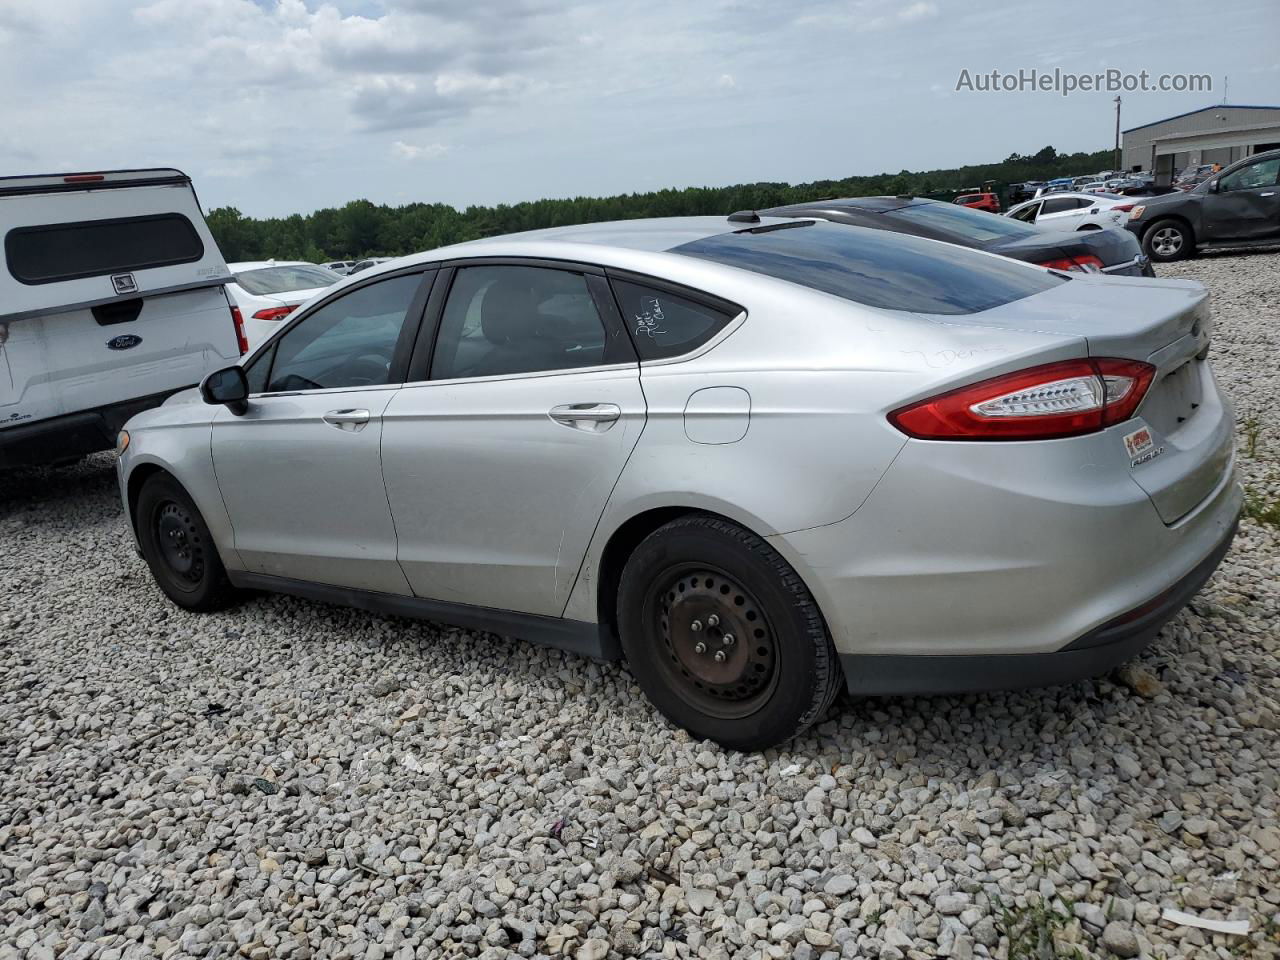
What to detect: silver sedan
<box><xmin>116</xmin><ymin>216</ymin><xmax>1240</xmax><ymax>749</ymax></box>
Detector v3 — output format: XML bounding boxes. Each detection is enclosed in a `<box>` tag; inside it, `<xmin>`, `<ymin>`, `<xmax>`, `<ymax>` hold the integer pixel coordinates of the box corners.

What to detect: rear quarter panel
<box><xmin>561</xmin><ymin>260</ymin><xmax>1088</xmax><ymax>622</ymax></box>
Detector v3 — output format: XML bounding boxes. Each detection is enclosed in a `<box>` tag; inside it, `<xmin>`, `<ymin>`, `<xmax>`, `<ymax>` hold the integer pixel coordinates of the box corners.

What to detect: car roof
<box><xmin>764</xmin><ymin>197</ymin><xmax>922</xmax><ymax>215</ymax></box>
<box><xmin>228</xmin><ymin>260</ymin><xmax>316</xmax><ymax>271</ymax></box>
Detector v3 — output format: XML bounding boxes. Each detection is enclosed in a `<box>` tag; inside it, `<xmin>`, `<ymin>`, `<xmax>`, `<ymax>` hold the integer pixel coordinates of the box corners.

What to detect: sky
<box><xmin>1</xmin><ymin>0</ymin><xmax>1277</xmax><ymax>218</ymax></box>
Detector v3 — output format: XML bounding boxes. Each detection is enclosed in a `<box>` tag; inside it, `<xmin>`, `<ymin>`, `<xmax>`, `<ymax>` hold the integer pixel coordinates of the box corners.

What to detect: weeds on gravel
<box><xmin>1243</xmin><ymin>486</ymin><xmax>1280</xmax><ymax>527</ymax></box>
<box><xmin>994</xmin><ymin>896</ymin><xmax>1087</xmax><ymax>960</ymax></box>
<box><xmin>1242</xmin><ymin>416</ymin><xmax>1262</xmax><ymax>458</ymax></box>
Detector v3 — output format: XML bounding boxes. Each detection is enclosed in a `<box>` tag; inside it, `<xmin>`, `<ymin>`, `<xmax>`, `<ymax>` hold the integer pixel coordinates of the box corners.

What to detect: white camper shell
<box><xmin>1</xmin><ymin>168</ymin><xmax>242</xmax><ymax>467</ymax></box>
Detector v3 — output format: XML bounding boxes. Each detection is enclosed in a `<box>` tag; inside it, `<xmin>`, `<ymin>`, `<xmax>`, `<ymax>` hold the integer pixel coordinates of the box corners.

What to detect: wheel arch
<box><xmin>125</xmin><ymin>461</ymin><xmax>174</xmax><ymax>534</ymax></box>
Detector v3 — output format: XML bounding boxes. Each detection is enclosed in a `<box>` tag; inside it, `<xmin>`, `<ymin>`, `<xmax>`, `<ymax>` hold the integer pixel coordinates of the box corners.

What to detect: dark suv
<box><xmin>1126</xmin><ymin>149</ymin><xmax>1280</xmax><ymax>261</ymax></box>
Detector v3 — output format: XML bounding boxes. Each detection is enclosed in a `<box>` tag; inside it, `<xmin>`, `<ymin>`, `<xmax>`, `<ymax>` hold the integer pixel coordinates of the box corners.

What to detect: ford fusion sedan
<box><xmin>117</xmin><ymin>216</ymin><xmax>1239</xmax><ymax>750</ymax></box>
<box><xmin>763</xmin><ymin>196</ymin><xmax>1152</xmax><ymax>276</ymax></box>
<box><xmin>226</xmin><ymin>261</ymin><xmax>342</xmax><ymax>349</ymax></box>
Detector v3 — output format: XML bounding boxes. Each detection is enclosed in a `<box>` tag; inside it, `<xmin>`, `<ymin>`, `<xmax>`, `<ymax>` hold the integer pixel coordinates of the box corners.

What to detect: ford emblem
<box><xmin>107</xmin><ymin>334</ymin><xmax>143</xmax><ymax>350</ymax></box>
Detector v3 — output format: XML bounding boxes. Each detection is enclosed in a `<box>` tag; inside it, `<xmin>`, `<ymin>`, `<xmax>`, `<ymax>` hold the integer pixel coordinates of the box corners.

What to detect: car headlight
<box><xmin>116</xmin><ymin>430</ymin><xmax>130</xmax><ymax>455</ymax></box>
<box><xmin>1129</xmin><ymin>205</ymin><xmax>1145</xmax><ymax>220</ymax></box>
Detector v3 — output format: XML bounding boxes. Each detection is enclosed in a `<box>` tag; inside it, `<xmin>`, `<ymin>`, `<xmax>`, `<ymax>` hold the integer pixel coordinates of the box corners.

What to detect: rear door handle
<box><xmin>1261</xmin><ymin>191</ymin><xmax>1276</xmax><ymax>197</ymax></box>
<box><xmin>549</xmin><ymin>403</ymin><xmax>622</xmax><ymax>432</ymax></box>
<box><xmin>323</xmin><ymin>408</ymin><xmax>371</xmax><ymax>432</ymax></box>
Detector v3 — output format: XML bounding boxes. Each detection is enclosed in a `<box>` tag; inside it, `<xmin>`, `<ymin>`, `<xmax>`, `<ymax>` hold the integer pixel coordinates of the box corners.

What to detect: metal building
<box><xmin>1121</xmin><ymin>104</ymin><xmax>1280</xmax><ymax>181</ymax></box>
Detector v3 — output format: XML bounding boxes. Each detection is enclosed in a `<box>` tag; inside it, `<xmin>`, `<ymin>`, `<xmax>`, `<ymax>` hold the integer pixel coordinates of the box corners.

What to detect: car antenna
<box><xmin>727</xmin><ymin>210</ymin><xmax>760</xmax><ymax>223</ymax></box>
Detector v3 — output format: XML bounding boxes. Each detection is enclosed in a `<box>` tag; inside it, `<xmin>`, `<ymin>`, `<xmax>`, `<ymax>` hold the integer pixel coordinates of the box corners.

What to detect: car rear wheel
<box><xmin>617</xmin><ymin>515</ymin><xmax>842</xmax><ymax>750</ymax></box>
<box><xmin>1143</xmin><ymin>219</ymin><xmax>1194</xmax><ymax>261</ymax></box>
<box><xmin>135</xmin><ymin>473</ymin><xmax>239</xmax><ymax>612</ymax></box>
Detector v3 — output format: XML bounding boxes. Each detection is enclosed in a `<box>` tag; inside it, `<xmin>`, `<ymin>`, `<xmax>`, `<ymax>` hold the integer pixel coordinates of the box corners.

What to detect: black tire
<box><xmin>617</xmin><ymin>515</ymin><xmax>842</xmax><ymax>751</ymax></box>
<box><xmin>135</xmin><ymin>473</ymin><xmax>239</xmax><ymax>612</ymax></box>
<box><xmin>1142</xmin><ymin>218</ymin><xmax>1194</xmax><ymax>262</ymax></box>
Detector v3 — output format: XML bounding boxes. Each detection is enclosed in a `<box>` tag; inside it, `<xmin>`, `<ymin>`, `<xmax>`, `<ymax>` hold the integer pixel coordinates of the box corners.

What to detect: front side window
<box><xmin>1219</xmin><ymin>157</ymin><xmax>1280</xmax><ymax>192</ymax></box>
<box><xmin>1009</xmin><ymin>202</ymin><xmax>1040</xmax><ymax>223</ymax></box>
<box><xmin>5</xmin><ymin>213</ymin><xmax>203</xmax><ymax>285</ymax></box>
<box><xmin>611</xmin><ymin>280</ymin><xmax>736</xmax><ymax>360</ymax></box>
<box><xmin>431</xmin><ymin>265</ymin><xmax>615</xmax><ymax>379</ymax></box>
<box><xmin>264</xmin><ymin>273</ymin><xmax>422</xmax><ymax>392</ymax></box>
<box><xmin>673</xmin><ymin>221</ymin><xmax>1063</xmax><ymax>316</ymax></box>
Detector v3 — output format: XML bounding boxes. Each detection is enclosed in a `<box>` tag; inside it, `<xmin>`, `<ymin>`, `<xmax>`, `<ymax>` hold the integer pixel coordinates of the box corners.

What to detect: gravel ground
<box><xmin>3</xmin><ymin>251</ymin><xmax>1278</xmax><ymax>960</ymax></box>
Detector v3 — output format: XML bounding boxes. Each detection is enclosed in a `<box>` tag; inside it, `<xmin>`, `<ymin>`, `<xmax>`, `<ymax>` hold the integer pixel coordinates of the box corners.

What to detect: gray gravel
<box><xmin>3</xmin><ymin>251</ymin><xmax>1279</xmax><ymax>960</ymax></box>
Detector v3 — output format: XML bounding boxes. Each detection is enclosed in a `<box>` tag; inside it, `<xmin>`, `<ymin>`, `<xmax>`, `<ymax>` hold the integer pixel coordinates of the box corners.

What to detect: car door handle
<box><xmin>323</xmin><ymin>408</ymin><xmax>371</xmax><ymax>432</ymax></box>
<box><xmin>1262</xmin><ymin>191</ymin><xmax>1276</xmax><ymax>197</ymax></box>
<box><xmin>549</xmin><ymin>403</ymin><xmax>622</xmax><ymax>431</ymax></box>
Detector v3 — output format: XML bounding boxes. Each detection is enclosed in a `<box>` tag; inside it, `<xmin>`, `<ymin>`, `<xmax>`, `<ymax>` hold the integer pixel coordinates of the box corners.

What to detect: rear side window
<box><xmin>672</xmin><ymin>221</ymin><xmax>1063</xmax><ymax>315</ymax></box>
<box><xmin>610</xmin><ymin>280</ymin><xmax>737</xmax><ymax>360</ymax></box>
<box><xmin>5</xmin><ymin>214</ymin><xmax>204</xmax><ymax>285</ymax></box>
<box><xmin>885</xmin><ymin>201</ymin><xmax>1039</xmax><ymax>244</ymax></box>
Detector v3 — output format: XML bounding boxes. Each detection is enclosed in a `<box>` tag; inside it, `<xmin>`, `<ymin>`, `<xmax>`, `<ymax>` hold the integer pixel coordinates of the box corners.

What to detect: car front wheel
<box><xmin>135</xmin><ymin>473</ymin><xmax>239</xmax><ymax>612</ymax></box>
<box><xmin>1142</xmin><ymin>219</ymin><xmax>1194</xmax><ymax>261</ymax></box>
<box><xmin>617</xmin><ymin>515</ymin><xmax>843</xmax><ymax>751</ymax></box>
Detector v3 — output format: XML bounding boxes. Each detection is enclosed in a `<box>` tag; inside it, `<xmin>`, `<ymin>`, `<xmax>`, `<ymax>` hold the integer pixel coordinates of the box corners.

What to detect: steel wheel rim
<box><xmin>645</xmin><ymin>563</ymin><xmax>779</xmax><ymax>719</ymax></box>
<box><xmin>155</xmin><ymin>501</ymin><xmax>205</xmax><ymax>587</ymax></box>
<box><xmin>1152</xmin><ymin>227</ymin><xmax>1182</xmax><ymax>256</ymax></box>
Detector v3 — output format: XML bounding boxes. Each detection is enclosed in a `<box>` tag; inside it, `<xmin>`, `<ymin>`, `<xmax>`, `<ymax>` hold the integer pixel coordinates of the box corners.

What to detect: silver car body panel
<box><xmin>118</xmin><ymin>216</ymin><xmax>1239</xmax><ymax>684</ymax></box>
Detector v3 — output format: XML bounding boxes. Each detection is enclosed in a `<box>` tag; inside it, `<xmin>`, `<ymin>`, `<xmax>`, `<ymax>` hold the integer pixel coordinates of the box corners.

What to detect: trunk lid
<box><xmin>926</xmin><ymin>275</ymin><xmax>1229</xmax><ymax>524</ymax></box>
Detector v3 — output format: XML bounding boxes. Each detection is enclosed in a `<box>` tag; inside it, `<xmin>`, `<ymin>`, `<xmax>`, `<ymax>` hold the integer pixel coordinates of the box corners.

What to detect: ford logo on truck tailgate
<box><xmin>107</xmin><ymin>334</ymin><xmax>143</xmax><ymax>350</ymax></box>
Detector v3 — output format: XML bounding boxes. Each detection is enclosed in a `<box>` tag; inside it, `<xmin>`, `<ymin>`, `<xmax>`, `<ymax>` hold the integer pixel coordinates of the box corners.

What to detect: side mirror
<box><xmin>200</xmin><ymin>365</ymin><xmax>249</xmax><ymax>416</ymax></box>
<box><xmin>1207</xmin><ymin>179</ymin><xmax>1219</xmax><ymax>193</ymax></box>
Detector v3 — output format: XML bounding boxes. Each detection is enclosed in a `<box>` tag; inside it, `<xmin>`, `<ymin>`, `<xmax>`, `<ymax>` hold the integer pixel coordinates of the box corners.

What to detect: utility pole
<box><xmin>1113</xmin><ymin>96</ymin><xmax>1122</xmax><ymax>173</ymax></box>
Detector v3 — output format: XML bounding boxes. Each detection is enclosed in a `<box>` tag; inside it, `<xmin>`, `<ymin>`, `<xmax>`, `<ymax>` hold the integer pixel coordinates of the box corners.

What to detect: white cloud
<box><xmin>899</xmin><ymin>2</ymin><xmax>939</xmax><ymax>23</ymax></box>
<box><xmin>391</xmin><ymin>141</ymin><xmax>449</xmax><ymax>161</ymax></box>
<box><xmin>717</xmin><ymin>73</ymin><xmax>737</xmax><ymax>89</ymax></box>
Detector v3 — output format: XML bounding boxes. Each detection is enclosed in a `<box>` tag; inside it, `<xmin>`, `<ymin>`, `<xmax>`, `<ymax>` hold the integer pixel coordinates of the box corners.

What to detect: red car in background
<box><xmin>953</xmin><ymin>192</ymin><xmax>1001</xmax><ymax>213</ymax></box>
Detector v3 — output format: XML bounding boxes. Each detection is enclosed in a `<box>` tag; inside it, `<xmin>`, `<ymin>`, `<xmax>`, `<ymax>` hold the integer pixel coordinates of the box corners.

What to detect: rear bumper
<box><xmin>836</xmin><ymin>514</ymin><xmax>1237</xmax><ymax>695</ymax></box>
<box><xmin>0</xmin><ymin>388</ymin><xmax>187</xmax><ymax>468</ymax></box>
<box><xmin>769</xmin><ymin>414</ymin><xmax>1242</xmax><ymax>691</ymax></box>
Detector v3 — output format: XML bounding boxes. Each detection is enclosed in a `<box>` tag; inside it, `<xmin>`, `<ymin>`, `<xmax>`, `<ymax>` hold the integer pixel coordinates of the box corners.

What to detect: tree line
<box><xmin>206</xmin><ymin>145</ymin><xmax>1113</xmax><ymax>262</ymax></box>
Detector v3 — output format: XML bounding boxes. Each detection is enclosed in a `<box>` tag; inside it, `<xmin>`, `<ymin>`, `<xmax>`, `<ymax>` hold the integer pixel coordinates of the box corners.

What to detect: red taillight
<box><xmin>888</xmin><ymin>358</ymin><xmax>1156</xmax><ymax>441</ymax></box>
<box><xmin>63</xmin><ymin>174</ymin><xmax>105</xmax><ymax>183</ymax></box>
<box><xmin>1111</xmin><ymin>203</ymin><xmax>1134</xmax><ymax>212</ymax></box>
<box><xmin>251</xmin><ymin>305</ymin><xmax>298</xmax><ymax>322</ymax></box>
<box><xmin>1037</xmin><ymin>254</ymin><xmax>1105</xmax><ymax>273</ymax></box>
<box><xmin>230</xmin><ymin>305</ymin><xmax>249</xmax><ymax>356</ymax></box>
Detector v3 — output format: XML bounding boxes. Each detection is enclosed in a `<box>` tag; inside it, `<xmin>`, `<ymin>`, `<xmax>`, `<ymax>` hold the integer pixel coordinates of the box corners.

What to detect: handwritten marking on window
<box><xmin>634</xmin><ymin>296</ymin><xmax>667</xmax><ymax>339</ymax></box>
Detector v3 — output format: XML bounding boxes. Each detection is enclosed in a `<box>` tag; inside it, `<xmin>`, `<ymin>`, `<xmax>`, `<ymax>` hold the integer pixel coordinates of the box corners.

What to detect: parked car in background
<box><xmin>1125</xmin><ymin>149</ymin><xmax>1280</xmax><ymax>261</ymax></box>
<box><xmin>118</xmin><ymin>214</ymin><xmax>1237</xmax><ymax>749</ymax></box>
<box><xmin>1006</xmin><ymin>192</ymin><xmax>1136</xmax><ymax>231</ymax></box>
<box><xmin>323</xmin><ymin>260</ymin><xmax>356</xmax><ymax>275</ymax></box>
<box><xmin>226</xmin><ymin>261</ymin><xmax>342</xmax><ymax>348</ymax></box>
<box><xmin>348</xmin><ymin>256</ymin><xmax>394</xmax><ymax>275</ymax></box>
<box><xmin>1008</xmin><ymin>181</ymin><xmax>1045</xmax><ymax>205</ymax></box>
<box><xmin>764</xmin><ymin>196</ymin><xmax>1152</xmax><ymax>275</ymax></box>
<box><xmin>953</xmin><ymin>192</ymin><xmax>1000</xmax><ymax>213</ymax></box>
<box><xmin>0</xmin><ymin>168</ymin><xmax>241</xmax><ymax>468</ymax></box>
<box><xmin>1175</xmin><ymin>163</ymin><xmax>1221</xmax><ymax>191</ymax></box>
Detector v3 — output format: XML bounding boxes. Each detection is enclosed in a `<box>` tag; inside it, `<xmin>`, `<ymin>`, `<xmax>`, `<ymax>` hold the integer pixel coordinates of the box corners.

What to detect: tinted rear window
<box><xmin>5</xmin><ymin>214</ymin><xmax>204</xmax><ymax>285</ymax></box>
<box><xmin>235</xmin><ymin>265</ymin><xmax>340</xmax><ymax>295</ymax></box>
<box><xmin>672</xmin><ymin>221</ymin><xmax>1063</xmax><ymax>315</ymax></box>
<box><xmin>885</xmin><ymin>201</ymin><xmax>1038</xmax><ymax>244</ymax></box>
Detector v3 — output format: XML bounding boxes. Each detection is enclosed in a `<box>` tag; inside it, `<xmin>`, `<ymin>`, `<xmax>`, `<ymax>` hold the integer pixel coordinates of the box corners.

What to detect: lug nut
<box><xmin>713</xmin><ymin>650</ymin><xmax>726</xmax><ymax>662</ymax></box>
<box><xmin>690</xmin><ymin>620</ymin><xmax>702</xmax><ymax>632</ymax></box>
<box><xmin>707</xmin><ymin>614</ymin><xmax>720</xmax><ymax>627</ymax></box>
<box><xmin>694</xmin><ymin>641</ymin><xmax>707</xmax><ymax>654</ymax></box>
<box><xmin>722</xmin><ymin>633</ymin><xmax>735</xmax><ymax>647</ymax></box>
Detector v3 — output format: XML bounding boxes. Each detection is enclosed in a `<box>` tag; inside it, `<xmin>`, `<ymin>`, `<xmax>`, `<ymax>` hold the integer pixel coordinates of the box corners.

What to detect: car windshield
<box><xmin>235</xmin><ymin>265</ymin><xmax>341</xmax><ymax>295</ymax></box>
<box><xmin>884</xmin><ymin>201</ymin><xmax>1039</xmax><ymax>244</ymax></box>
<box><xmin>672</xmin><ymin>221</ymin><xmax>1063</xmax><ymax>315</ymax></box>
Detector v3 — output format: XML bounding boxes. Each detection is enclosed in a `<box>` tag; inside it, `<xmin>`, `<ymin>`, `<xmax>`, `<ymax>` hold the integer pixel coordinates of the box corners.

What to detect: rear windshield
<box><xmin>672</xmin><ymin>221</ymin><xmax>1063</xmax><ymax>315</ymax></box>
<box><xmin>885</xmin><ymin>201</ymin><xmax>1038</xmax><ymax>244</ymax></box>
<box><xmin>5</xmin><ymin>213</ymin><xmax>203</xmax><ymax>285</ymax></box>
<box><xmin>235</xmin><ymin>265</ymin><xmax>341</xmax><ymax>295</ymax></box>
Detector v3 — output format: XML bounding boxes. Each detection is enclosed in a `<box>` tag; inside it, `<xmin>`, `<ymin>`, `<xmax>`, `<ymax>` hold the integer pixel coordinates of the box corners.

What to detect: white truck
<box><xmin>1</xmin><ymin>168</ymin><xmax>245</xmax><ymax>468</ymax></box>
